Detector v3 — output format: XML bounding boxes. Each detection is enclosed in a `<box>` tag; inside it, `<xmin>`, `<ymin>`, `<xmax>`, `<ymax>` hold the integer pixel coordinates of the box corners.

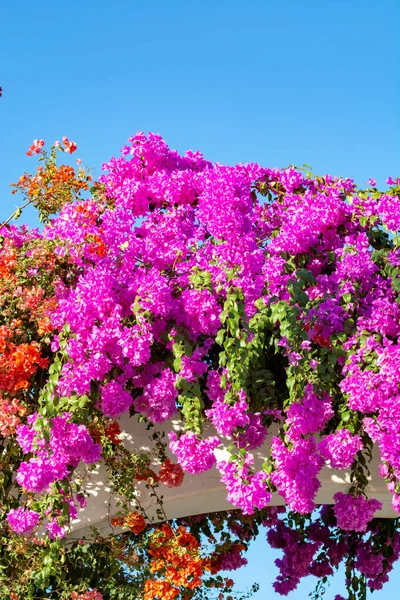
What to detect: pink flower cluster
<box><xmin>14</xmin><ymin>413</ymin><xmax>101</xmax><ymax>495</ymax></box>
<box><xmin>134</xmin><ymin>368</ymin><xmax>178</xmax><ymax>423</ymax></box>
<box><xmin>205</xmin><ymin>396</ymin><xmax>249</xmax><ymax>437</ymax></box>
<box><xmin>168</xmin><ymin>431</ymin><xmax>220</xmax><ymax>474</ymax></box>
<box><xmin>217</xmin><ymin>458</ymin><xmax>271</xmax><ymax>515</ymax></box>
<box><xmin>264</xmin><ymin>503</ymin><xmax>400</xmax><ymax>597</ymax></box>
<box><xmin>333</xmin><ymin>492</ymin><xmax>382</xmax><ymax>532</ymax></box>
<box><xmin>6</xmin><ymin>507</ymin><xmax>41</xmax><ymax>535</ymax></box>
<box><xmin>100</xmin><ymin>380</ymin><xmax>133</xmax><ymax>419</ymax></box>
<box><xmin>7</xmin><ymin>132</ymin><xmax>400</xmax><ymax>552</ymax></box>
<box><xmin>318</xmin><ymin>429</ymin><xmax>363</xmax><ymax>469</ymax></box>
<box><xmin>285</xmin><ymin>384</ymin><xmax>334</xmax><ymax>441</ymax></box>
<box><xmin>271</xmin><ymin>437</ymin><xmax>324</xmax><ymax>514</ymax></box>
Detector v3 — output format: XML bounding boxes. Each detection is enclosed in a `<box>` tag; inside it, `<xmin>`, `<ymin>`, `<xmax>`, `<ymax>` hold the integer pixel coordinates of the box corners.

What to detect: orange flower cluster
<box><xmin>110</xmin><ymin>511</ymin><xmax>146</xmax><ymax>534</ymax></box>
<box><xmin>16</xmin><ymin>287</ymin><xmax>57</xmax><ymax>336</ymax></box>
<box><xmin>11</xmin><ymin>161</ymin><xmax>91</xmax><ymax>218</ymax></box>
<box><xmin>69</xmin><ymin>202</ymin><xmax>107</xmax><ymax>257</ymax></box>
<box><xmin>0</xmin><ymin>235</ymin><xmax>55</xmax><ymax>437</ymax></box>
<box><xmin>85</xmin><ymin>234</ymin><xmax>107</xmax><ymax>258</ymax></box>
<box><xmin>0</xmin><ymin>235</ymin><xmax>58</xmax><ymax>340</ymax></box>
<box><xmin>0</xmin><ymin>326</ymin><xmax>49</xmax><ymax>394</ymax></box>
<box><xmin>0</xmin><ymin>395</ymin><xmax>26</xmax><ymax>436</ymax></box>
<box><xmin>144</xmin><ymin>524</ymin><xmax>212</xmax><ymax>600</ymax></box>
<box><xmin>110</xmin><ymin>516</ymin><xmax>124</xmax><ymax>528</ymax></box>
<box><xmin>0</xmin><ymin>234</ymin><xmax>62</xmax><ymax>422</ymax></box>
<box><xmin>144</xmin><ymin>580</ymin><xmax>179</xmax><ymax>600</ymax></box>
<box><xmin>72</xmin><ymin>201</ymin><xmax>101</xmax><ymax>227</ymax></box>
<box><xmin>0</xmin><ymin>238</ymin><xmax>17</xmax><ymax>279</ymax></box>
<box><xmin>125</xmin><ymin>511</ymin><xmax>147</xmax><ymax>534</ymax></box>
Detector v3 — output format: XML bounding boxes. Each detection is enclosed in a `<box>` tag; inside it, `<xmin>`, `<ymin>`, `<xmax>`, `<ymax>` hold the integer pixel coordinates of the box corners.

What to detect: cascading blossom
<box><xmin>168</xmin><ymin>431</ymin><xmax>220</xmax><ymax>474</ymax></box>
<box><xmin>134</xmin><ymin>368</ymin><xmax>178</xmax><ymax>423</ymax></box>
<box><xmin>271</xmin><ymin>436</ymin><xmax>324</xmax><ymax>514</ymax></box>
<box><xmin>236</xmin><ymin>412</ymin><xmax>267</xmax><ymax>450</ymax></box>
<box><xmin>318</xmin><ymin>429</ymin><xmax>363</xmax><ymax>469</ymax></box>
<box><xmin>205</xmin><ymin>394</ymin><xmax>249</xmax><ymax>437</ymax></box>
<box><xmin>1</xmin><ymin>132</ymin><xmax>400</xmax><ymax>600</ymax></box>
<box><xmin>333</xmin><ymin>493</ymin><xmax>382</xmax><ymax>532</ymax></box>
<box><xmin>285</xmin><ymin>384</ymin><xmax>334</xmax><ymax>441</ymax></box>
<box><xmin>217</xmin><ymin>458</ymin><xmax>271</xmax><ymax>515</ymax></box>
<box><xmin>100</xmin><ymin>380</ymin><xmax>133</xmax><ymax>418</ymax></box>
<box><xmin>14</xmin><ymin>413</ymin><xmax>101</xmax><ymax>494</ymax></box>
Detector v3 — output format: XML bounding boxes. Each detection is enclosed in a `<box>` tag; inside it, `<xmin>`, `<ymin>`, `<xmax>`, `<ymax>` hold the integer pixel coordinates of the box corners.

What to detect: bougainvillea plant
<box><xmin>0</xmin><ymin>133</ymin><xmax>400</xmax><ymax>600</ymax></box>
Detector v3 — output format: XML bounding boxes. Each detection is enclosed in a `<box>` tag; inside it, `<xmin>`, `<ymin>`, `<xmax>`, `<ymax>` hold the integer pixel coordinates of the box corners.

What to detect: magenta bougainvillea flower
<box><xmin>333</xmin><ymin>493</ymin><xmax>382</xmax><ymax>532</ymax></box>
<box><xmin>6</xmin><ymin>507</ymin><xmax>41</xmax><ymax>535</ymax></box>
<box><xmin>2</xmin><ymin>132</ymin><xmax>400</xmax><ymax>600</ymax></box>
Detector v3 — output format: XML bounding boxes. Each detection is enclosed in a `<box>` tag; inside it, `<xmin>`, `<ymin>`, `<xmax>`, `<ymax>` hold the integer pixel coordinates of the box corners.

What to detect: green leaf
<box><xmin>392</xmin><ymin>277</ymin><xmax>400</xmax><ymax>293</ymax></box>
<box><xmin>215</xmin><ymin>329</ymin><xmax>225</xmax><ymax>346</ymax></box>
<box><xmin>173</xmin><ymin>356</ymin><xmax>182</xmax><ymax>371</ymax></box>
<box><xmin>341</xmin><ymin>410</ymin><xmax>351</xmax><ymax>423</ymax></box>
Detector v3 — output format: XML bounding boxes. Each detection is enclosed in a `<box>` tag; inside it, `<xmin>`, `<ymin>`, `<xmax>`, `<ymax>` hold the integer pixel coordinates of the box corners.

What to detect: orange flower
<box><xmin>145</xmin><ymin>522</ymin><xmax>210</xmax><ymax>599</ymax></box>
<box><xmin>0</xmin><ymin>396</ymin><xmax>26</xmax><ymax>436</ymax></box>
<box><xmin>110</xmin><ymin>516</ymin><xmax>124</xmax><ymax>528</ymax></box>
<box><xmin>0</xmin><ymin>334</ymin><xmax>48</xmax><ymax>394</ymax></box>
<box><xmin>86</xmin><ymin>234</ymin><xmax>106</xmax><ymax>257</ymax></box>
<box><xmin>176</xmin><ymin>526</ymin><xmax>199</xmax><ymax>550</ymax></box>
<box><xmin>124</xmin><ymin>511</ymin><xmax>146</xmax><ymax>535</ymax></box>
<box><xmin>144</xmin><ymin>580</ymin><xmax>179</xmax><ymax>600</ymax></box>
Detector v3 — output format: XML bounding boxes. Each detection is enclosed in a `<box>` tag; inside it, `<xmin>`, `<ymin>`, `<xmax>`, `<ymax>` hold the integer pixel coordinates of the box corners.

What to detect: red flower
<box><xmin>26</xmin><ymin>139</ymin><xmax>44</xmax><ymax>156</ymax></box>
<box><xmin>105</xmin><ymin>420</ymin><xmax>122</xmax><ymax>445</ymax></box>
<box><xmin>62</xmin><ymin>136</ymin><xmax>77</xmax><ymax>154</ymax></box>
<box><xmin>159</xmin><ymin>459</ymin><xmax>185</xmax><ymax>488</ymax></box>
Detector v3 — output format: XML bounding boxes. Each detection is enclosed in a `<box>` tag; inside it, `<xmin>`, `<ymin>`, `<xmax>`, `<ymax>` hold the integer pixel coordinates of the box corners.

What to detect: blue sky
<box><xmin>1</xmin><ymin>0</ymin><xmax>399</xmax><ymax>597</ymax></box>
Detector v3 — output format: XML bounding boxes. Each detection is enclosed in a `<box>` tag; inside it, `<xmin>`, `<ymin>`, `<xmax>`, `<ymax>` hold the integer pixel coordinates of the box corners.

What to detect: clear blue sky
<box><xmin>0</xmin><ymin>0</ymin><xmax>399</xmax><ymax>597</ymax></box>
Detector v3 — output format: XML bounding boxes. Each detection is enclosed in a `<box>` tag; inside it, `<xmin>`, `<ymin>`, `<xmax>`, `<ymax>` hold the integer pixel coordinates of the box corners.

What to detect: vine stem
<box><xmin>0</xmin><ymin>197</ymin><xmax>34</xmax><ymax>229</ymax></box>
